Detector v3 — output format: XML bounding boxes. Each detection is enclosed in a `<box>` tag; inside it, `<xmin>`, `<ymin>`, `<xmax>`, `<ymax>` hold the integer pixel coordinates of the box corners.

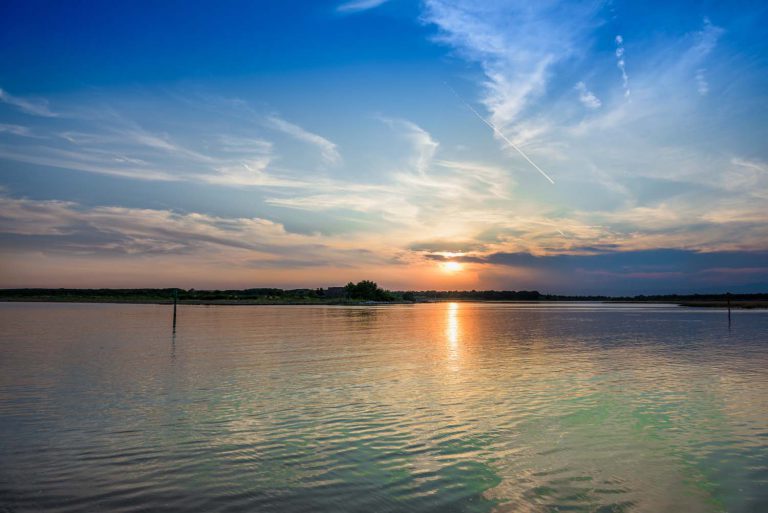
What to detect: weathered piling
<box><xmin>173</xmin><ymin>288</ymin><xmax>178</xmax><ymax>331</ymax></box>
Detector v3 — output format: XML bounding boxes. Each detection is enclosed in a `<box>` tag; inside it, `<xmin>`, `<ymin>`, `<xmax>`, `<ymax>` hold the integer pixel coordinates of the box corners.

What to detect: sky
<box><xmin>0</xmin><ymin>0</ymin><xmax>767</xmax><ymax>294</ymax></box>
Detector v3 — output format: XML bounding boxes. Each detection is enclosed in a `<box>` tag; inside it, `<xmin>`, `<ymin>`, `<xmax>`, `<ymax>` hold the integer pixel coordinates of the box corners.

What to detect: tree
<box><xmin>344</xmin><ymin>280</ymin><xmax>393</xmax><ymax>301</ymax></box>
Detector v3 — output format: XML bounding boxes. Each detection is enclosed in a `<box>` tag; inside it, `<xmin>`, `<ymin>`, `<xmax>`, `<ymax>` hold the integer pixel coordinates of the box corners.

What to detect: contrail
<box><xmin>446</xmin><ymin>83</ymin><xmax>555</xmax><ymax>185</ymax></box>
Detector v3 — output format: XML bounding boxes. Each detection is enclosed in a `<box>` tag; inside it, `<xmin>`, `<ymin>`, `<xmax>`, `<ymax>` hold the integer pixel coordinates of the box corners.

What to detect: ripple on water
<box><xmin>0</xmin><ymin>302</ymin><xmax>767</xmax><ymax>512</ymax></box>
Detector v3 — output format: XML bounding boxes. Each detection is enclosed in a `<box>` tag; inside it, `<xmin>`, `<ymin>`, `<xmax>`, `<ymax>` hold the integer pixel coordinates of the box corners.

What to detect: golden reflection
<box><xmin>446</xmin><ymin>302</ymin><xmax>460</xmax><ymax>360</ymax></box>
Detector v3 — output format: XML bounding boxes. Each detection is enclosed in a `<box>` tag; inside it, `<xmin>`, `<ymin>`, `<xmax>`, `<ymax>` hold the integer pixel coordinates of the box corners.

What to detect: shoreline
<box><xmin>0</xmin><ymin>298</ymin><xmax>414</xmax><ymax>306</ymax></box>
<box><xmin>1</xmin><ymin>298</ymin><xmax>766</xmax><ymax>309</ymax></box>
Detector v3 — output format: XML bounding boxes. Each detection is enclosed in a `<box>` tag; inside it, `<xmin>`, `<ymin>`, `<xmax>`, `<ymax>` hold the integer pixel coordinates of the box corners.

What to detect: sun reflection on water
<box><xmin>446</xmin><ymin>302</ymin><xmax>460</xmax><ymax>361</ymax></box>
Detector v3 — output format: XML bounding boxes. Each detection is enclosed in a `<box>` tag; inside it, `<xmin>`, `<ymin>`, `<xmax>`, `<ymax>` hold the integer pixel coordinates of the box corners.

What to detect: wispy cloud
<box><xmin>1</xmin><ymin>59</ymin><xmax>765</xmax><ymax>285</ymax></box>
<box><xmin>693</xmin><ymin>18</ymin><xmax>723</xmax><ymax>57</ymax></box>
<box><xmin>265</xmin><ymin>115</ymin><xmax>341</xmax><ymax>165</ymax></box>
<box><xmin>0</xmin><ymin>144</ymin><xmax>181</xmax><ymax>181</ymax></box>
<box><xmin>337</xmin><ymin>0</ymin><xmax>390</xmax><ymax>13</ymax></box>
<box><xmin>575</xmin><ymin>81</ymin><xmax>601</xmax><ymax>109</ymax></box>
<box><xmin>0</xmin><ymin>87</ymin><xmax>58</xmax><ymax>117</ymax></box>
<box><xmin>379</xmin><ymin>117</ymin><xmax>438</xmax><ymax>175</ymax></box>
<box><xmin>614</xmin><ymin>35</ymin><xmax>630</xmax><ymax>99</ymax></box>
<box><xmin>0</xmin><ymin>123</ymin><xmax>35</xmax><ymax>137</ymax></box>
<box><xmin>0</xmin><ymin>2</ymin><xmax>764</xmax><ymax>292</ymax></box>
<box><xmin>0</xmin><ymin>194</ymin><xmax>384</xmax><ymax>265</ymax></box>
<box><xmin>268</xmin><ymin>121</ymin><xmax>527</xmax><ymax>234</ymax></box>
<box><xmin>695</xmin><ymin>69</ymin><xmax>709</xmax><ymax>95</ymax></box>
<box><xmin>688</xmin><ymin>19</ymin><xmax>723</xmax><ymax>96</ymax></box>
<box><xmin>204</xmin><ymin>159</ymin><xmax>310</xmax><ymax>188</ymax></box>
<box><xmin>0</xmin><ymin>192</ymin><xmax>403</xmax><ymax>288</ymax></box>
<box><xmin>721</xmin><ymin>158</ymin><xmax>768</xmax><ymax>197</ymax></box>
<box><xmin>217</xmin><ymin>135</ymin><xmax>273</xmax><ymax>155</ymax></box>
<box><xmin>422</xmin><ymin>1</ymin><xmax>599</xmax><ymax>135</ymax></box>
<box><xmin>0</xmin><ymin>100</ymin><xmax>319</xmax><ymax>187</ymax></box>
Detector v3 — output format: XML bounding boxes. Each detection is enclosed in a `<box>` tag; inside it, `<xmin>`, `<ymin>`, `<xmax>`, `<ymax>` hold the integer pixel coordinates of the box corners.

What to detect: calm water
<box><xmin>1</xmin><ymin>302</ymin><xmax>767</xmax><ymax>513</ymax></box>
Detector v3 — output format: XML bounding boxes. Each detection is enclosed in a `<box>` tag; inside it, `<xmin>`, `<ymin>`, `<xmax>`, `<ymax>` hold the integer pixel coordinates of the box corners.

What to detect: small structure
<box><xmin>324</xmin><ymin>287</ymin><xmax>347</xmax><ymax>298</ymax></box>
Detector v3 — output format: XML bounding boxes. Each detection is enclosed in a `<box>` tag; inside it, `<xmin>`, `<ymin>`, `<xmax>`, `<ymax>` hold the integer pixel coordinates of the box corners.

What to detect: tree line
<box><xmin>1</xmin><ymin>286</ymin><xmax>766</xmax><ymax>303</ymax></box>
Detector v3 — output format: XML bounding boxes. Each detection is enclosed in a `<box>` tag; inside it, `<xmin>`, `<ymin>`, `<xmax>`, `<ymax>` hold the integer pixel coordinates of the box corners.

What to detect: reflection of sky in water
<box><xmin>0</xmin><ymin>302</ymin><xmax>767</xmax><ymax>513</ymax></box>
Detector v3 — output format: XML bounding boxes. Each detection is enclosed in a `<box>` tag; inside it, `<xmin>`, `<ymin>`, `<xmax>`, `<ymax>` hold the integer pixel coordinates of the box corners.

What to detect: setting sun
<box><xmin>440</xmin><ymin>261</ymin><xmax>464</xmax><ymax>273</ymax></box>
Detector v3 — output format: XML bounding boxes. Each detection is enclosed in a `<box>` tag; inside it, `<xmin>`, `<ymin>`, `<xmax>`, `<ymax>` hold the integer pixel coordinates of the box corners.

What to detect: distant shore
<box><xmin>2</xmin><ymin>288</ymin><xmax>767</xmax><ymax>308</ymax></box>
<box><xmin>0</xmin><ymin>297</ymin><xmax>410</xmax><ymax>306</ymax></box>
<box><xmin>676</xmin><ymin>301</ymin><xmax>768</xmax><ymax>309</ymax></box>
<box><xmin>1</xmin><ymin>296</ymin><xmax>766</xmax><ymax>309</ymax></box>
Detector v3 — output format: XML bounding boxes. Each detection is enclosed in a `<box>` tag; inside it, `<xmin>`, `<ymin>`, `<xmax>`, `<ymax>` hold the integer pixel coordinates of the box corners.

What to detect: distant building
<box><xmin>324</xmin><ymin>287</ymin><xmax>347</xmax><ymax>298</ymax></box>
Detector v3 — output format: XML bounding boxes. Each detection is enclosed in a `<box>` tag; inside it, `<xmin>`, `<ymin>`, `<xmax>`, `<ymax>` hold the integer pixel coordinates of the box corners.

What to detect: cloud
<box><xmin>1</xmin><ymin>56</ymin><xmax>765</xmax><ymax>291</ymax></box>
<box><xmin>266</xmin><ymin>121</ymin><xmax>522</xmax><ymax>236</ymax></box>
<box><xmin>425</xmin><ymin>248</ymin><xmax>768</xmax><ymax>294</ymax></box>
<box><xmin>0</xmin><ymin>6</ymin><xmax>763</xmax><ymax>294</ymax></box>
<box><xmin>3</xmin><ymin>189</ymin><xmax>766</xmax><ymax>293</ymax></box>
<box><xmin>720</xmin><ymin>158</ymin><xmax>768</xmax><ymax>197</ymax></box>
<box><xmin>433</xmin><ymin>160</ymin><xmax>514</xmax><ymax>199</ymax></box>
<box><xmin>217</xmin><ymin>135</ymin><xmax>273</xmax><ymax>155</ymax></box>
<box><xmin>0</xmin><ymin>145</ymin><xmax>181</xmax><ymax>181</ymax></box>
<box><xmin>265</xmin><ymin>115</ymin><xmax>341</xmax><ymax>165</ymax></box>
<box><xmin>614</xmin><ymin>35</ymin><xmax>630</xmax><ymax>98</ymax></box>
<box><xmin>55</xmin><ymin>124</ymin><xmax>214</xmax><ymax>164</ymax></box>
<box><xmin>0</xmin><ymin>87</ymin><xmax>57</xmax><ymax>117</ymax></box>
<box><xmin>0</xmin><ymin>194</ymin><xmax>382</xmax><ymax>265</ymax></box>
<box><xmin>0</xmin><ymin>197</ymin><xmax>269</xmax><ymax>254</ymax></box>
<box><xmin>693</xmin><ymin>18</ymin><xmax>723</xmax><ymax>58</ymax></box>
<box><xmin>695</xmin><ymin>69</ymin><xmax>709</xmax><ymax>95</ymax></box>
<box><xmin>0</xmin><ymin>103</ymin><xmax>315</xmax><ymax>187</ymax></box>
<box><xmin>575</xmin><ymin>81</ymin><xmax>601</xmax><ymax>109</ymax></box>
<box><xmin>422</xmin><ymin>1</ymin><xmax>600</xmax><ymax>136</ymax></box>
<box><xmin>0</xmin><ymin>123</ymin><xmax>35</xmax><ymax>137</ymax></box>
<box><xmin>1</xmin><ymin>130</ymin><xmax>292</xmax><ymax>185</ymax></box>
<box><xmin>0</xmin><ymin>93</ymin><xmax>344</xmax><ymax>188</ymax></box>
<box><xmin>491</xmin><ymin>249</ymin><xmax>768</xmax><ymax>291</ymax></box>
<box><xmin>337</xmin><ymin>0</ymin><xmax>390</xmax><ymax>13</ymax></box>
<box><xmin>266</xmin><ymin>118</ymin><xmax>768</xmax><ymax>260</ymax></box>
<box><xmin>204</xmin><ymin>159</ymin><xmax>310</xmax><ymax>188</ymax></box>
<box><xmin>688</xmin><ymin>20</ymin><xmax>723</xmax><ymax>96</ymax></box>
<box><xmin>379</xmin><ymin>117</ymin><xmax>439</xmax><ymax>175</ymax></box>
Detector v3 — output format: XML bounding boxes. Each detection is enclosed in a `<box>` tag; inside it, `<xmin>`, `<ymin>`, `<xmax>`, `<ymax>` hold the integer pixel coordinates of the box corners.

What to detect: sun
<box><xmin>440</xmin><ymin>261</ymin><xmax>464</xmax><ymax>273</ymax></box>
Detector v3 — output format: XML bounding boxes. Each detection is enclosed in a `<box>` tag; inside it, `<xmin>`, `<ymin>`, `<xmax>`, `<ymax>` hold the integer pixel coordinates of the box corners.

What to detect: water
<box><xmin>1</xmin><ymin>302</ymin><xmax>767</xmax><ymax>513</ymax></box>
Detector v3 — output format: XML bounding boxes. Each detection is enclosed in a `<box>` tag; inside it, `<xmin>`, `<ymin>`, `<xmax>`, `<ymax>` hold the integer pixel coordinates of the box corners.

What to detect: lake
<box><xmin>1</xmin><ymin>302</ymin><xmax>767</xmax><ymax>512</ymax></box>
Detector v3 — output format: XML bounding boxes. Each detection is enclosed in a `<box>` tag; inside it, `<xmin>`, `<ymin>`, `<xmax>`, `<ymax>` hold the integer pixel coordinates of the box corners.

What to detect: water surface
<box><xmin>1</xmin><ymin>302</ymin><xmax>767</xmax><ymax>512</ymax></box>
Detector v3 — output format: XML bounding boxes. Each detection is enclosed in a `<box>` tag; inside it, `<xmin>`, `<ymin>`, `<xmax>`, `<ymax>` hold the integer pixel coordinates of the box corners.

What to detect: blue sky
<box><xmin>0</xmin><ymin>0</ymin><xmax>767</xmax><ymax>293</ymax></box>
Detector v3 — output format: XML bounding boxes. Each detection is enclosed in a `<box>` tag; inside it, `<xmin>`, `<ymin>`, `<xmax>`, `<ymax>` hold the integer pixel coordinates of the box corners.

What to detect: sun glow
<box><xmin>440</xmin><ymin>261</ymin><xmax>464</xmax><ymax>273</ymax></box>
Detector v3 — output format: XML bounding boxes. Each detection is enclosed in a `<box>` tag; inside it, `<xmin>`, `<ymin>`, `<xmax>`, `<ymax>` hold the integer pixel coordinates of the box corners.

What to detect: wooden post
<box><xmin>173</xmin><ymin>288</ymin><xmax>178</xmax><ymax>330</ymax></box>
